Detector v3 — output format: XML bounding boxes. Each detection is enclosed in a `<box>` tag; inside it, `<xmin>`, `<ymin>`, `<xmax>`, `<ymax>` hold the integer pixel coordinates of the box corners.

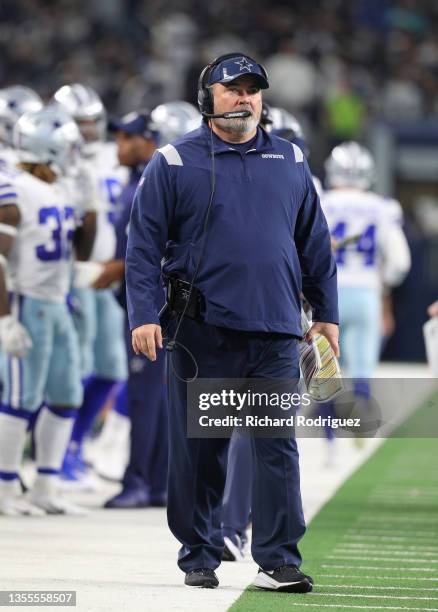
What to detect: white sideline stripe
<box><xmin>386</xmin><ymin>474</ymin><xmax>438</xmax><ymax>479</ymax></box>
<box><xmin>357</xmin><ymin>514</ymin><xmax>438</xmax><ymax>519</ymax></box>
<box><xmin>370</xmin><ymin>489</ymin><xmax>438</xmax><ymax>494</ymax></box>
<box><xmin>346</xmin><ymin>532</ymin><xmax>438</xmax><ymax>539</ymax></box>
<box><xmin>335</xmin><ymin>547</ymin><xmax>438</xmax><ymax>555</ymax></box>
<box><xmin>337</xmin><ymin>545</ymin><xmax>438</xmax><ymax>552</ymax></box>
<box><xmin>346</xmin><ymin>534</ymin><xmax>438</xmax><ymax>541</ymax></box>
<box><xmin>324</xmin><ymin>574</ymin><xmax>438</xmax><ymax>582</ymax></box>
<box><xmin>355</xmin><ymin>524</ymin><xmax>438</xmax><ymax>530</ymax></box>
<box><xmin>286</xmin><ymin>604</ymin><xmax>438</xmax><ymax>611</ymax></box>
<box><xmin>344</xmin><ymin>540</ymin><xmax>438</xmax><ymax>546</ymax></box>
<box><xmin>313</xmin><ymin>593</ymin><xmax>438</xmax><ymax>601</ymax></box>
<box><xmin>328</xmin><ymin>555</ymin><xmax>438</xmax><ymax>563</ymax></box>
<box><xmin>370</xmin><ymin>494</ymin><xmax>438</xmax><ymax>499</ymax></box>
<box><xmin>368</xmin><ymin>488</ymin><xmax>438</xmax><ymax>502</ymax></box>
<box><xmin>357</xmin><ymin>516</ymin><xmax>438</xmax><ymax>523</ymax></box>
<box><xmin>352</xmin><ymin>525</ymin><xmax>438</xmax><ymax>532</ymax></box>
<box><xmin>372</xmin><ymin>487</ymin><xmax>438</xmax><ymax>493</ymax></box>
<box><xmin>158</xmin><ymin>144</ymin><xmax>183</xmax><ymax>166</ymax></box>
<box><xmin>321</xmin><ymin>582</ymin><xmax>438</xmax><ymax>590</ymax></box>
<box><xmin>351</xmin><ymin>518</ymin><xmax>438</xmax><ymax>524</ymax></box>
<box><xmin>370</xmin><ymin>498</ymin><xmax>438</xmax><ymax>504</ymax></box>
<box><xmin>322</xmin><ymin>564</ymin><xmax>438</xmax><ymax>573</ymax></box>
<box><xmin>356</xmin><ymin>522</ymin><xmax>438</xmax><ymax>527</ymax></box>
<box><xmin>368</xmin><ymin>489</ymin><xmax>437</xmax><ymax>502</ymax></box>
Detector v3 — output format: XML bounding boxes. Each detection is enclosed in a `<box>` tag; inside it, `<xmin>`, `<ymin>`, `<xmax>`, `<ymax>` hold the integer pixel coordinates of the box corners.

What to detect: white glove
<box><xmin>0</xmin><ymin>315</ymin><xmax>33</xmax><ymax>358</ymax></box>
<box><xmin>70</xmin><ymin>163</ymin><xmax>99</xmax><ymax>214</ymax></box>
<box><xmin>73</xmin><ymin>261</ymin><xmax>104</xmax><ymax>288</ymax></box>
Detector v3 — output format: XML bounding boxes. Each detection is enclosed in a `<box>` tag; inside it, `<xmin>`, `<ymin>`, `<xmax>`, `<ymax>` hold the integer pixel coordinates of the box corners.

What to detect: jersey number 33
<box><xmin>36</xmin><ymin>206</ymin><xmax>75</xmax><ymax>261</ymax></box>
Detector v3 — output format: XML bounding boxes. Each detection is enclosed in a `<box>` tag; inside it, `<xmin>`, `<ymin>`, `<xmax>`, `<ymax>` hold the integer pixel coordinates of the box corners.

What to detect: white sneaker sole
<box><xmin>27</xmin><ymin>492</ymin><xmax>87</xmax><ymax>516</ymax></box>
<box><xmin>253</xmin><ymin>571</ymin><xmax>311</xmax><ymax>592</ymax></box>
<box><xmin>60</xmin><ymin>469</ymin><xmax>102</xmax><ymax>492</ymax></box>
<box><xmin>0</xmin><ymin>496</ymin><xmax>46</xmax><ymax>517</ymax></box>
<box><xmin>223</xmin><ymin>536</ymin><xmax>244</xmax><ymax>561</ymax></box>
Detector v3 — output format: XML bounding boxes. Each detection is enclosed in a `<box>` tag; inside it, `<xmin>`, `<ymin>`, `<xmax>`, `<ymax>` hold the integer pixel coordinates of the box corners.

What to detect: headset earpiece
<box><xmin>197</xmin><ymin>64</ymin><xmax>214</xmax><ymax>115</ymax></box>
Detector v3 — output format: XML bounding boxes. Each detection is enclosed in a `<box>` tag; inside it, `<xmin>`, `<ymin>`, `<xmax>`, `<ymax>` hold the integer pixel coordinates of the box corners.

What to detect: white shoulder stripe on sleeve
<box><xmin>0</xmin><ymin>223</ymin><xmax>17</xmax><ymax>237</ymax></box>
<box><xmin>291</xmin><ymin>143</ymin><xmax>304</xmax><ymax>163</ymax></box>
<box><xmin>158</xmin><ymin>144</ymin><xmax>183</xmax><ymax>166</ymax></box>
<box><xmin>0</xmin><ymin>182</ymin><xmax>18</xmax><ymax>206</ymax></box>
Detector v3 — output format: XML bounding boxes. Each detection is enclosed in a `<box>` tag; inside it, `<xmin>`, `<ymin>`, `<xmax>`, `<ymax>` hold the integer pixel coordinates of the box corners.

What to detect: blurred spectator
<box><xmin>264</xmin><ymin>39</ymin><xmax>319</xmax><ymax>111</ymax></box>
<box><xmin>0</xmin><ymin>0</ymin><xmax>437</xmax><ymax>139</ymax></box>
<box><xmin>324</xmin><ymin>75</ymin><xmax>367</xmax><ymax>146</ymax></box>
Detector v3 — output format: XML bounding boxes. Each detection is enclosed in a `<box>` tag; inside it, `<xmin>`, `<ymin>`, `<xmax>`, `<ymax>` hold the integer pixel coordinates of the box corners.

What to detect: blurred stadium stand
<box><xmin>1</xmin><ymin>0</ymin><xmax>437</xmax><ymax>361</ymax></box>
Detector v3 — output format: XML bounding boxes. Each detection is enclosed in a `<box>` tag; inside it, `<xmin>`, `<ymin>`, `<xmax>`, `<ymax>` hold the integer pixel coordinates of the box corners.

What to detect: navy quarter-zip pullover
<box><xmin>126</xmin><ymin>123</ymin><xmax>338</xmax><ymax>335</ymax></box>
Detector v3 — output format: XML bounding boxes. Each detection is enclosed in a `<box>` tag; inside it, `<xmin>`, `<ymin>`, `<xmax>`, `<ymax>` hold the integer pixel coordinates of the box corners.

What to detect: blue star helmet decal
<box><xmin>235</xmin><ymin>57</ymin><xmax>253</xmax><ymax>72</ymax></box>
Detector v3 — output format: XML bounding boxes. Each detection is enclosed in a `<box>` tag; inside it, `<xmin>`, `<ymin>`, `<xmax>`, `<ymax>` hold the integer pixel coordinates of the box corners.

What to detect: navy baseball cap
<box><xmin>108</xmin><ymin>110</ymin><xmax>160</xmax><ymax>142</ymax></box>
<box><xmin>207</xmin><ymin>55</ymin><xmax>269</xmax><ymax>89</ymax></box>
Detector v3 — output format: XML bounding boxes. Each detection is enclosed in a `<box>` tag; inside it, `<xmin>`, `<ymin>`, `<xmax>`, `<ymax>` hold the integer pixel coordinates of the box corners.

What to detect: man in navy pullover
<box><xmin>126</xmin><ymin>54</ymin><xmax>339</xmax><ymax>592</ymax></box>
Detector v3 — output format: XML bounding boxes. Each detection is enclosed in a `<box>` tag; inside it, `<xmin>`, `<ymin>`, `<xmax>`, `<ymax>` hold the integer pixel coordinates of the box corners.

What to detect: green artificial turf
<box><xmin>230</xmin><ymin>392</ymin><xmax>438</xmax><ymax>612</ymax></box>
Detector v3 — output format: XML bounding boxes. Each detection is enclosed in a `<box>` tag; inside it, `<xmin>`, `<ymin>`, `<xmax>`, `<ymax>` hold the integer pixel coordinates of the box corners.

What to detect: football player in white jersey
<box><xmin>150</xmin><ymin>100</ymin><xmax>201</xmax><ymax>146</ymax></box>
<box><xmin>267</xmin><ymin>106</ymin><xmax>323</xmax><ymax>196</ymax></box>
<box><xmin>0</xmin><ymin>107</ymin><xmax>86</xmax><ymax>515</ymax></box>
<box><xmin>52</xmin><ymin>84</ymin><xmax>128</xmax><ymax>484</ymax></box>
<box><xmin>322</xmin><ymin>142</ymin><xmax>411</xmax><ymax>394</ymax></box>
<box><xmin>0</xmin><ymin>86</ymin><xmax>43</xmax><ymax>170</ymax></box>
<box><xmin>0</xmin><ymin>87</ymin><xmax>44</xmax><ymax>396</ymax></box>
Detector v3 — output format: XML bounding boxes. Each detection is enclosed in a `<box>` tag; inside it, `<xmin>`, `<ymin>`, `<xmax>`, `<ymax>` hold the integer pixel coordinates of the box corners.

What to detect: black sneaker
<box><xmin>184</xmin><ymin>568</ymin><xmax>219</xmax><ymax>588</ymax></box>
<box><xmin>253</xmin><ymin>565</ymin><xmax>313</xmax><ymax>593</ymax></box>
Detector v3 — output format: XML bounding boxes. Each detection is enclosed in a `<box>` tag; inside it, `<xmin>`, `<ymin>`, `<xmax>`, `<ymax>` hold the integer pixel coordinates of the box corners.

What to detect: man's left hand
<box><xmin>305</xmin><ymin>321</ymin><xmax>340</xmax><ymax>357</ymax></box>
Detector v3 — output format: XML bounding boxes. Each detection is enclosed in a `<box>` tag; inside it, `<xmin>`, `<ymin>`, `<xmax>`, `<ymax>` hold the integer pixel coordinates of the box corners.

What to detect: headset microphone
<box><xmin>202</xmin><ymin>110</ymin><xmax>251</xmax><ymax>119</ymax></box>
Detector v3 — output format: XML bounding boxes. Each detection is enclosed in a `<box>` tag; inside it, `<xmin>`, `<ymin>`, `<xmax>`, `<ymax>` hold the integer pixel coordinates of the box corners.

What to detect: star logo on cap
<box><xmin>234</xmin><ymin>57</ymin><xmax>253</xmax><ymax>72</ymax></box>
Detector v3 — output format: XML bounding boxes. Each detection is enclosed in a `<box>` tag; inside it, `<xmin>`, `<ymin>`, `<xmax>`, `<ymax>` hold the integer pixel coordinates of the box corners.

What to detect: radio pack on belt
<box><xmin>166</xmin><ymin>277</ymin><xmax>204</xmax><ymax>321</ymax></box>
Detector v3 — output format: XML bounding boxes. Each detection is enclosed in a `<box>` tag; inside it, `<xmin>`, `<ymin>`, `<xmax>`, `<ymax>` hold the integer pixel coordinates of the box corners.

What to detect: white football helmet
<box><xmin>325</xmin><ymin>141</ymin><xmax>376</xmax><ymax>190</ymax></box>
<box><xmin>0</xmin><ymin>86</ymin><xmax>43</xmax><ymax>146</ymax></box>
<box><xmin>13</xmin><ymin>107</ymin><xmax>83</xmax><ymax>175</ymax></box>
<box><xmin>52</xmin><ymin>84</ymin><xmax>106</xmax><ymax>151</ymax></box>
<box><xmin>151</xmin><ymin>101</ymin><xmax>201</xmax><ymax>145</ymax></box>
<box><xmin>267</xmin><ymin>107</ymin><xmax>305</xmax><ymax>139</ymax></box>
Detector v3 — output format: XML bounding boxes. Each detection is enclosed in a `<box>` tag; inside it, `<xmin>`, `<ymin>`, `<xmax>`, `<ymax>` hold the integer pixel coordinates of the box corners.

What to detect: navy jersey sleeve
<box><xmin>114</xmin><ymin>199</ymin><xmax>131</xmax><ymax>261</ymax></box>
<box><xmin>126</xmin><ymin>152</ymin><xmax>174</xmax><ymax>330</ymax></box>
<box><xmin>294</xmin><ymin>159</ymin><xmax>339</xmax><ymax>324</ymax></box>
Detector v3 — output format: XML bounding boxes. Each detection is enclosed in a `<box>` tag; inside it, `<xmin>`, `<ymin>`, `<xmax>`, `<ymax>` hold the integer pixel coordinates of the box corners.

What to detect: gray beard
<box><xmin>214</xmin><ymin>113</ymin><xmax>259</xmax><ymax>135</ymax></box>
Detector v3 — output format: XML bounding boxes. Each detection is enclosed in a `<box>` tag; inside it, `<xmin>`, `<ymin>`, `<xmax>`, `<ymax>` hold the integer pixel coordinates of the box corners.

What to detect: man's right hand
<box><xmin>132</xmin><ymin>324</ymin><xmax>163</xmax><ymax>361</ymax></box>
